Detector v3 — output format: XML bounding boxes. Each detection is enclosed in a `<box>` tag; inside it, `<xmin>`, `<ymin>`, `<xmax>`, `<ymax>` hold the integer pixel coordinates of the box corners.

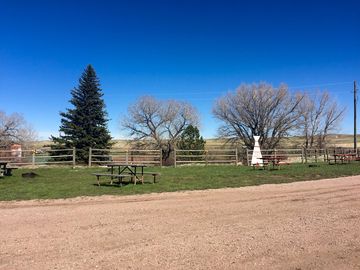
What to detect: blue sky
<box><xmin>0</xmin><ymin>0</ymin><xmax>359</xmax><ymax>139</ymax></box>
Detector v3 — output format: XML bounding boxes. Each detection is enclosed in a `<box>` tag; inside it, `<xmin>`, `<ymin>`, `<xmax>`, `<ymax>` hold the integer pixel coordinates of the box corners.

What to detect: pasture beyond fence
<box><xmin>0</xmin><ymin>147</ymin><xmax>358</xmax><ymax>167</ymax></box>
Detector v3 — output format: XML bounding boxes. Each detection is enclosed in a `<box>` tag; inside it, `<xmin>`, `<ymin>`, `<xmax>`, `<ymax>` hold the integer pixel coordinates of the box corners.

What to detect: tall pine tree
<box><xmin>51</xmin><ymin>65</ymin><xmax>112</xmax><ymax>163</ymax></box>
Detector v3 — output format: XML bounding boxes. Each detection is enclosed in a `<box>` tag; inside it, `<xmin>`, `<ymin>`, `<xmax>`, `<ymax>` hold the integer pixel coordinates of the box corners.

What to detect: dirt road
<box><xmin>1</xmin><ymin>176</ymin><xmax>360</xmax><ymax>270</ymax></box>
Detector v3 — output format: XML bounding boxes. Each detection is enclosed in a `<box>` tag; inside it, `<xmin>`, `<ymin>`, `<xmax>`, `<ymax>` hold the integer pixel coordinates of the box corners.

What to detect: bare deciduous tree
<box><xmin>298</xmin><ymin>92</ymin><xmax>345</xmax><ymax>148</ymax></box>
<box><xmin>0</xmin><ymin>111</ymin><xmax>36</xmax><ymax>148</ymax></box>
<box><xmin>122</xmin><ymin>96</ymin><xmax>199</xmax><ymax>164</ymax></box>
<box><xmin>213</xmin><ymin>83</ymin><xmax>303</xmax><ymax>149</ymax></box>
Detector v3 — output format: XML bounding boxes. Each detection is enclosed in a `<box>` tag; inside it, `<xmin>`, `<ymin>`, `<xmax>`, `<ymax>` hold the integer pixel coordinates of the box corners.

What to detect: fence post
<box><xmin>159</xmin><ymin>150</ymin><xmax>162</xmax><ymax>167</ymax></box>
<box><xmin>32</xmin><ymin>150</ymin><xmax>35</xmax><ymax>166</ymax></box>
<box><xmin>235</xmin><ymin>148</ymin><xmax>238</xmax><ymax>166</ymax></box>
<box><xmin>301</xmin><ymin>148</ymin><xmax>304</xmax><ymax>164</ymax></box>
<box><xmin>88</xmin><ymin>147</ymin><xmax>92</xmax><ymax>167</ymax></box>
<box><xmin>174</xmin><ymin>149</ymin><xmax>177</xmax><ymax>168</ymax></box>
<box><xmin>125</xmin><ymin>150</ymin><xmax>129</xmax><ymax>165</ymax></box>
<box><xmin>205</xmin><ymin>150</ymin><xmax>208</xmax><ymax>166</ymax></box>
<box><xmin>72</xmin><ymin>147</ymin><xmax>76</xmax><ymax>168</ymax></box>
<box><xmin>315</xmin><ymin>149</ymin><xmax>318</xmax><ymax>163</ymax></box>
<box><xmin>246</xmin><ymin>148</ymin><xmax>249</xmax><ymax>166</ymax></box>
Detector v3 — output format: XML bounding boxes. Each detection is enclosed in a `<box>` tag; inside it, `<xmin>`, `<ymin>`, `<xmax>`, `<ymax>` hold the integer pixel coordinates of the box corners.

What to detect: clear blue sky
<box><xmin>1</xmin><ymin>0</ymin><xmax>359</xmax><ymax>139</ymax></box>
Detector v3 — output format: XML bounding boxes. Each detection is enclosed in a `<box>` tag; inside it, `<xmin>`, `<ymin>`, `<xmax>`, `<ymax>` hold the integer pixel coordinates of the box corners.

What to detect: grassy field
<box><xmin>1</xmin><ymin>163</ymin><xmax>360</xmax><ymax>201</ymax></box>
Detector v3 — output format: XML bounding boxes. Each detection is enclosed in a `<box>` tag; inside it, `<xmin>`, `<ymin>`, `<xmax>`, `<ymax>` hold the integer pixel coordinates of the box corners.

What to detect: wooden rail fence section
<box><xmin>1</xmin><ymin>147</ymin><xmax>358</xmax><ymax>167</ymax></box>
<box><xmin>174</xmin><ymin>149</ymin><xmax>238</xmax><ymax>167</ymax></box>
<box><xmin>89</xmin><ymin>148</ymin><xmax>238</xmax><ymax>167</ymax></box>
<box><xmin>0</xmin><ymin>148</ymin><xmax>76</xmax><ymax>167</ymax></box>
<box><xmin>89</xmin><ymin>148</ymin><xmax>162</xmax><ymax>167</ymax></box>
<box><xmin>246</xmin><ymin>148</ymin><xmax>358</xmax><ymax>166</ymax></box>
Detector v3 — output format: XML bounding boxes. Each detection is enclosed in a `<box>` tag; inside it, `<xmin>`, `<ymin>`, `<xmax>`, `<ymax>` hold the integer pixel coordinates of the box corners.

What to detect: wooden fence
<box><xmin>0</xmin><ymin>147</ymin><xmax>76</xmax><ymax>167</ymax></box>
<box><xmin>174</xmin><ymin>149</ymin><xmax>238</xmax><ymax>167</ymax></box>
<box><xmin>2</xmin><ymin>146</ymin><xmax>357</xmax><ymax>167</ymax></box>
<box><xmin>88</xmin><ymin>148</ymin><xmax>162</xmax><ymax>167</ymax></box>
<box><xmin>89</xmin><ymin>148</ymin><xmax>238</xmax><ymax>167</ymax></box>
<box><xmin>246</xmin><ymin>148</ymin><xmax>358</xmax><ymax>166</ymax></box>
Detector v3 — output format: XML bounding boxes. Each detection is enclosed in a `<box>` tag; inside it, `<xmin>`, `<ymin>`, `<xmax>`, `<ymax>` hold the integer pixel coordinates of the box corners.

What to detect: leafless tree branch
<box><xmin>212</xmin><ymin>83</ymin><xmax>303</xmax><ymax>149</ymax></box>
<box><xmin>297</xmin><ymin>91</ymin><xmax>345</xmax><ymax>148</ymax></box>
<box><xmin>0</xmin><ymin>111</ymin><xmax>37</xmax><ymax>148</ymax></box>
<box><xmin>121</xmin><ymin>96</ymin><xmax>199</xmax><ymax>164</ymax></box>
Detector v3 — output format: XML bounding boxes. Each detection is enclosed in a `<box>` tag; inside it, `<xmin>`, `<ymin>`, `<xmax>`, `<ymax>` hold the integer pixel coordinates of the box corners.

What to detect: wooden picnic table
<box><xmin>0</xmin><ymin>161</ymin><xmax>17</xmax><ymax>177</ymax></box>
<box><xmin>332</xmin><ymin>153</ymin><xmax>356</xmax><ymax>164</ymax></box>
<box><xmin>106</xmin><ymin>163</ymin><xmax>147</xmax><ymax>184</ymax></box>
<box><xmin>0</xmin><ymin>161</ymin><xmax>7</xmax><ymax>177</ymax></box>
<box><xmin>93</xmin><ymin>163</ymin><xmax>160</xmax><ymax>186</ymax></box>
<box><xmin>259</xmin><ymin>156</ymin><xmax>288</xmax><ymax>169</ymax></box>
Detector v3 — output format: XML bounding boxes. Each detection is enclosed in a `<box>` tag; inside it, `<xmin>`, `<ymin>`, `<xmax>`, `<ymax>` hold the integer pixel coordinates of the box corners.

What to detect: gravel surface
<box><xmin>1</xmin><ymin>176</ymin><xmax>360</xmax><ymax>270</ymax></box>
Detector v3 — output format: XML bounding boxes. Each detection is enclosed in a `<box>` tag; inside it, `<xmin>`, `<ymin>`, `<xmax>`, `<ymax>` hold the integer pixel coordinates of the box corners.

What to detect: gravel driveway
<box><xmin>1</xmin><ymin>176</ymin><xmax>360</xmax><ymax>269</ymax></box>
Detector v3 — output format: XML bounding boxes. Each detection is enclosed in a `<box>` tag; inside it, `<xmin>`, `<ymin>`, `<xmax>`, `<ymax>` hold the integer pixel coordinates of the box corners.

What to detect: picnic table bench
<box><xmin>327</xmin><ymin>154</ymin><xmax>357</xmax><ymax>164</ymax></box>
<box><xmin>4</xmin><ymin>166</ymin><xmax>18</xmax><ymax>176</ymax></box>
<box><xmin>0</xmin><ymin>162</ymin><xmax>18</xmax><ymax>177</ymax></box>
<box><xmin>141</xmin><ymin>172</ymin><xmax>161</xmax><ymax>183</ymax></box>
<box><xmin>258</xmin><ymin>156</ymin><xmax>289</xmax><ymax>170</ymax></box>
<box><xmin>92</xmin><ymin>173</ymin><xmax>132</xmax><ymax>186</ymax></box>
<box><xmin>93</xmin><ymin>172</ymin><xmax>161</xmax><ymax>186</ymax></box>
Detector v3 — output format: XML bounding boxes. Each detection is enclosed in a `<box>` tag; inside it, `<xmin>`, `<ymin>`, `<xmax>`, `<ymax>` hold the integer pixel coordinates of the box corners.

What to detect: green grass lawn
<box><xmin>1</xmin><ymin>163</ymin><xmax>360</xmax><ymax>201</ymax></box>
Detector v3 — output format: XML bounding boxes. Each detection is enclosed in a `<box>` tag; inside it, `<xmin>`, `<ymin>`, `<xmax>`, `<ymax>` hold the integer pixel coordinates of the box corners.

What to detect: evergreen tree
<box><xmin>177</xmin><ymin>125</ymin><xmax>205</xmax><ymax>151</ymax></box>
<box><xmin>51</xmin><ymin>65</ymin><xmax>112</xmax><ymax>163</ymax></box>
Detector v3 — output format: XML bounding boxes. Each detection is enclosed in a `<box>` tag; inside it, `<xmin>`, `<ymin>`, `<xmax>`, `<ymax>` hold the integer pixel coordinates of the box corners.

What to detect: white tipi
<box><xmin>251</xmin><ymin>136</ymin><xmax>263</xmax><ymax>166</ymax></box>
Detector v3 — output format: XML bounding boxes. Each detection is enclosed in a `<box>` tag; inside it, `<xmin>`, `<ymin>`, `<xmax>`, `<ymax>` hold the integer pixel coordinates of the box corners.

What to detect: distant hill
<box><xmin>282</xmin><ymin>134</ymin><xmax>356</xmax><ymax>148</ymax></box>
<box><xmin>31</xmin><ymin>134</ymin><xmax>357</xmax><ymax>149</ymax></box>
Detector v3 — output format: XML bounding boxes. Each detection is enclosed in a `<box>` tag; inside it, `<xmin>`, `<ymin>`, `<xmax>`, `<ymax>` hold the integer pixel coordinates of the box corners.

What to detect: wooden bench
<box><xmin>252</xmin><ymin>163</ymin><xmax>269</xmax><ymax>170</ymax></box>
<box><xmin>273</xmin><ymin>161</ymin><xmax>290</xmax><ymax>170</ymax></box>
<box><xmin>92</xmin><ymin>173</ymin><xmax>132</xmax><ymax>186</ymax></box>
<box><xmin>141</xmin><ymin>172</ymin><xmax>161</xmax><ymax>183</ymax></box>
<box><xmin>277</xmin><ymin>161</ymin><xmax>290</xmax><ymax>165</ymax></box>
<box><xmin>4</xmin><ymin>167</ymin><xmax>18</xmax><ymax>176</ymax></box>
<box><xmin>344</xmin><ymin>156</ymin><xmax>356</xmax><ymax>162</ymax></box>
<box><xmin>0</xmin><ymin>166</ymin><xmax>18</xmax><ymax>177</ymax></box>
<box><xmin>327</xmin><ymin>157</ymin><xmax>351</xmax><ymax>164</ymax></box>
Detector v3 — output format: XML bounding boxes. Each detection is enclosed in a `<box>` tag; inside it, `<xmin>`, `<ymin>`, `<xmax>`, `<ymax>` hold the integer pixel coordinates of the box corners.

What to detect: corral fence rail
<box><xmin>1</xmin><ymin>146</ymin><xmax>357</xmax><ymax>167</ymax></box>
<box><xmin>89</xmin><ymin>148</ymin><xmax>162</xmax><ymax>167</ymax></box>
<box><xmin>246</xmin><ymin>148</ymin><xmax>359</xmax><ymax>166</ymax></box>
<box><xmin>0</xmin><ymin>147</ymin><xmax>76</xmax><ymax>167</ymax></box>
<box><xmin>174</xmin><ymin>149</ymin><xmax>238</xmax><ymax>167</ymax></box>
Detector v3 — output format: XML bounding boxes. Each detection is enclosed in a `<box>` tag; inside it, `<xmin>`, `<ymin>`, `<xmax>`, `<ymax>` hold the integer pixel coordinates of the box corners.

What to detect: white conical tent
<box><xmin>251</xmin><ymin>136</ymin><xmax>263</xmax><ymax>166</ymax></box>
